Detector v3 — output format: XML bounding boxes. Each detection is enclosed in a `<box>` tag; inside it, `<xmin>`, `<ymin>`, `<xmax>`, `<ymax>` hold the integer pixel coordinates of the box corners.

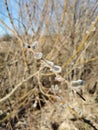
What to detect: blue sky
<box><xmin>0</xmin><ymin>0</ymin><xmax>19</xmax><ymax>36</ymax></box>
<box><xmin>0</xmin><ymin>0</ymin><xmax>45</xmax><ymax>36</ymax></box>
<box><xmin>0</xmin><ymin>0</ymin><xmax>97</xmax><ymax>36</ymax></box>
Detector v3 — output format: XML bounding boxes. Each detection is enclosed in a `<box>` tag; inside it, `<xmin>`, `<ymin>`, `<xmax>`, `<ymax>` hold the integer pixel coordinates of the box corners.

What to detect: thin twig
<box><xmin>0</xmin><ymin>71</ymin><xmax>38</xmax><ymax>104</ymax></box>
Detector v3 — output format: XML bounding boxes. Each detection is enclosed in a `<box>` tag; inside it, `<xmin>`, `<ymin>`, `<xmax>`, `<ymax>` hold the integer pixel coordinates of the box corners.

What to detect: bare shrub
<box><xmin>0</xmin><ymin>0</ymin><xmax>98</xmax><ymax>129</ymax></box>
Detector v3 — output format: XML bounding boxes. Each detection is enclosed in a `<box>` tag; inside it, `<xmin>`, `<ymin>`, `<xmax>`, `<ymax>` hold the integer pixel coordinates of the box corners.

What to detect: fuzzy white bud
<box><xmin>23</xmin><ymin>43</ymin><xmax>31</xmax><ymax>49</ymax></box>
<box><xmin>71</xmin><ymin>79</ymin><xmax>84</xmax><ymax>87</ymax></box>
<box><xmin>45</xmin><ymin>60</ymin><xmax>54</xmax><ymax>67</ymax></box>
<box><xmin>34</xmin><ymin>52</ymin><xmax>43</xmax><ymax>59</ymax></box>
<box><xmin>31</xmin><ymin>41</ymin><xmax>39</xmax><ymax>50</ymax></box>
<box><xmin>51</xmin><ymin>65</ymin><xmax>62</xmax><ymax>73</ymax></box>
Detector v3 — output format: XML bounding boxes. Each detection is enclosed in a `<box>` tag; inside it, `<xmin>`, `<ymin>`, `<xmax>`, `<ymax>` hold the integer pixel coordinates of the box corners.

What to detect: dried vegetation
<box><xmin>0</xmin><ymin>0</ymin><xmax>98</xmax><ymax>130</ymax></box>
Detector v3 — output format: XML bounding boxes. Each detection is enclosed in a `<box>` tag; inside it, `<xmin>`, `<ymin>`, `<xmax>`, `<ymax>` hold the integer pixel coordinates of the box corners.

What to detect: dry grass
<box><xmin>0</xmin><ymin>33</ymin><xmax>98</xmax><ymax>130</ymax></box>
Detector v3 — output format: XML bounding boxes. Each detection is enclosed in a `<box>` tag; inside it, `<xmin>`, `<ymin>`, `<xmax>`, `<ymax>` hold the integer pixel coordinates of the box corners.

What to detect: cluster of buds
<box><xmin>23</xmin><ymin>41</ymin><xmax>43</xmax><ymax>60</ymax></box>
<box><xmin>23</xmin><ymin>41</ymin><xmax>63</xmax><ymax>74</ymax></box>
<box><xmin>42</xmin><ymin>60</ymin><xmax>62</xmax><ymax>74</ymax></box>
